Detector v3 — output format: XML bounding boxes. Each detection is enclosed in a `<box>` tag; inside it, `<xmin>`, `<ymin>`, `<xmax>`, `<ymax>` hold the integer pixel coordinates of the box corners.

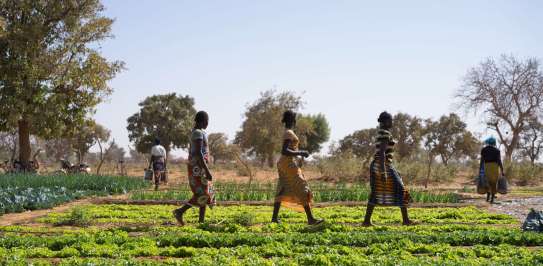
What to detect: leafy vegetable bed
<box><xmin>0</xmin><ymin>174</ymin><xmax>148</xmax><ymax>215</ymax></box>
<box><xmin>131</xmin><ymin>182</ymin><xmax>460</xmax><ymax>203</ymax></box>
<box><xmin>1</xmin><ymin>205</ymin><xmax>539</xmax><ymax>265</ymax></box>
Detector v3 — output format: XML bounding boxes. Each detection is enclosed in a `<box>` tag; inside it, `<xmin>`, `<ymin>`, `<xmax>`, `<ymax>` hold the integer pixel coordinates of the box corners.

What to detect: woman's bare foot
<box><xmin>308</xmin><ymin>218</ymin><xmax>324</xmax><ymax>225</ymax></box>
<box><xmin>173</xmin><ymin>210</ymin><xmax>185</xmax><ymax>226</ymax></box>
<box><xmin>271</xmin><ymin>219</ymin><xmax>281</xmax><ymax>224</ymax></box>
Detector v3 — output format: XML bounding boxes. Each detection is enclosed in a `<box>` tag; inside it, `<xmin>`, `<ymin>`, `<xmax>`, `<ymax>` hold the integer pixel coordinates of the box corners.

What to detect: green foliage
<box><xmin>127</xmin><ymin>93</ymin><xmax>196</xmax><ymax>154</ymax></box>
<box><xmin>334</xmin><ymin>128</ymin><xmax>377</xmax><ymax>162</ymax></box>
<box><xmin>232</xmin><ymin>211</ymin><xmax>256</xmax><ymax>226</ymax></box>
<box><xmin>509</xmin><ymin>162</ymin><xmax>543</xmax><ymax>186</ymax></box>
<box><xmin>390</xmin><ymin>113</ymin><xmax>424</xmax><ymax>161</ymax></box>
<box><xmin>0</xmin><ymin>174</ymin><xmax>148</xmax><ymax>215</ymax></box>
<box><xmin>0</xmin><ymin>205</ymin><xmax>538</xmax><ymax>265</ymax></box>
<box><xmin>130</xmin><ymin>181</ymin><xmax>458</xmax><ymax>203</ymax></box>
<box><xmin>235</xmin><ymin>90</ymin><xmax>304</xmax><ymax>167</ymax></box>
<box><xmin>297</xmin><ymin>114</ymin><xmax>331</xmax><ymax>154</ymax></box>
<box><xmin>55</xmin><ymin>208</ymin><xmax>91</xmax><ymax>227</ymax></box>
<box><xmin>315</xmin><ymin>152</ymin><xmax>366</xmax><ymax>181</ymax></box>
<box><xmin>0</xmin><ymin>0</ymin><xmax>124</xmax><ymax>162</ymax></box>
<box><xmin>423</xmin><ymin>113</ymin><xmax>480</xmax><ymax>165</ymax></box>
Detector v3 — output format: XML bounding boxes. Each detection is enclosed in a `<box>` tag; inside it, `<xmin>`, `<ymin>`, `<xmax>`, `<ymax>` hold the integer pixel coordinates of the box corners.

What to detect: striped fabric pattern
<box><xmin>368</xmin><ymin>129</ymin><xmax>411</xmax><ymax>207</ymax></box>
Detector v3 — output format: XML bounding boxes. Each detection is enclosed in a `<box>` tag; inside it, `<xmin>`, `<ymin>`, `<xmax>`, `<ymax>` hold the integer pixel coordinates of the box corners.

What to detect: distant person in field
<box><xmin>272</xmin><ymin>110</ymin><xmax>324</xmax><ymax>225</ymax></box>
<box><xmin>150</xmin><ymin>138</ymin><xmax>167</xmax><ymax>189</ymax></box>
<box><xmin>173</xmin><ymin>111</ymin><xmax>215</xmax><ymax>225</ymax></box>
<box><xmin>480</xmin><ymin>137</ymin><xmax>504</xmax><ymax>204</ymax></box>
<box><xmin>363</xmin><ymin>111</ymin><xmax>412</xmax><ymax>226</ymax></box>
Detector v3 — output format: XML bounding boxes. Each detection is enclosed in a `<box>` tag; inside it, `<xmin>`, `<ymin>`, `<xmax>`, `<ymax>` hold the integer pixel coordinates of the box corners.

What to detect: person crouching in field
<box><xmin>362</xmin><ymin>112</ymin><xmax>412</xmax><ymax>226</ymax></box>
<box><xmin>480</xmin><ymin>137</ymin><xmax>504</xmax><ymax>204</ymax></box>
<box><xmin>173</xmin><ymin>111</ymin><xmax>215</xmax><ymax>225</ymax></box>
<box><xmin>272</xmin><ymin>110</ymin><xmax>324</xmax><ymax>225</ymax></box>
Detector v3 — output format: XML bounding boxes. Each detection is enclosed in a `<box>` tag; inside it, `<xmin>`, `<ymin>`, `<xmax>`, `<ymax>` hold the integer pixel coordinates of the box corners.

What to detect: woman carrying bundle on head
<box><xmin>362</xmin><ymin>111</ymin><xmax>412</xmax><ymax>226</ymax></box>
<box><xmin>271</xmin><ymin>110</ymin><xmax>324</xmax><ymax>225</ymax></box>
<box><xmin>173</xmin><ymin>111</ymin><xmax>215</xmax><ymax>225</ymax></box>
<box><xmin>480</xmin><ymin>137</ymin><xmax>504</xmax><ymax>204</ymax></box>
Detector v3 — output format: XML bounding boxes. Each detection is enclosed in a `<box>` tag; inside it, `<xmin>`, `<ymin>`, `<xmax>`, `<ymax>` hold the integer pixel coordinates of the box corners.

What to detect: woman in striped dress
<box><xmin>362</xmin><ymin>112</ymin><xmax>412</xmax><ymax>226</ymax></box>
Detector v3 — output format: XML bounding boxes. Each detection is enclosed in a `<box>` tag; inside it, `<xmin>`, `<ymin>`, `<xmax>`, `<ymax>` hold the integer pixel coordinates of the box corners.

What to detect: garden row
<box><xmin>0</xmin><ymin>174</ymin><xmax>148</xmax><ymax>215</ymax></box>
<box><xmin>131</xmin><ymin>182</ymin><xmax>460</xmax><ymax>203</ymax></box>
<box><xmin>0</xmin><ymin>205</ymin><xmax>538</xmax><ymax>265</ymax></box>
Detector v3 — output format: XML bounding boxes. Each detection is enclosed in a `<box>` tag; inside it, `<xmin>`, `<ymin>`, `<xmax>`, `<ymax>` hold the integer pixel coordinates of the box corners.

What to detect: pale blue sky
<box><xmin>94</xmin><ymin>0</ymin><xmax>543</xmax><ymax>156</ymax></box>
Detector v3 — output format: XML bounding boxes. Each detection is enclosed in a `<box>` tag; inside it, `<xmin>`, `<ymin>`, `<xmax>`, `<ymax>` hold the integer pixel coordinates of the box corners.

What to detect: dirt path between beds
<box><xmin>464</xmin><ymin>195</ymin><xmax>543</xmax><ymax>222</ymax></box>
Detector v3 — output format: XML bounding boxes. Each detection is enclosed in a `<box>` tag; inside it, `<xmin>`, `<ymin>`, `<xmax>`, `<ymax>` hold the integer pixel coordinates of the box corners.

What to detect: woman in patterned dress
<box><xmin>272</xmin><ymin>110</ymin><xmax>324</xmax><ymax>225</ymax></box>
<box><xmin>173</xmin><ymin>111</ymin><xmax>215</xmax><ymax>225</ymax></box>
<box><xmin>362</xmin><ymin>111</ymin><xmax>412</xmax><ymax>226</ymax></box>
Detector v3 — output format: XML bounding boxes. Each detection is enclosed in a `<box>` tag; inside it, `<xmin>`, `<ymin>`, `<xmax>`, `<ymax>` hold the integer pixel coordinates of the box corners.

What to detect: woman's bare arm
<box><xmin>281</xmin><ymin>139</ymin><xmax>309</xmax><ymax>157</ymax></box>
<box><xmin>194</xmin><ymin>139</ymin><xmax>213</xmax><ymax>180</ymax></box>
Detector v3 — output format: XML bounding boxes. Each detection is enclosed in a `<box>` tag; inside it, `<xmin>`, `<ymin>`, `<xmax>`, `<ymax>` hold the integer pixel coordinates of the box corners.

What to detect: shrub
<box><xmin>232</xmin><ymin>211</ymin><xmax>256</xmax><ymax>226</ymax></box>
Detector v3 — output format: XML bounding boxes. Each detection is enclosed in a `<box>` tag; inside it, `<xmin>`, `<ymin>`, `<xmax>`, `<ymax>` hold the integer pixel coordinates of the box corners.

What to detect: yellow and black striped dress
<box><xmin>368</xmin><ymin>129</ymin><xmax>411</xmax><ymax>207</ymax></box>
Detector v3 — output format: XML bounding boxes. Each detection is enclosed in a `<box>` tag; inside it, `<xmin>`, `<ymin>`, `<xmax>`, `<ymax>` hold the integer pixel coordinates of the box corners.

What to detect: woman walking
<box><xmin>173</xmin><ymin>111</ymin><xmax>215</xmax><ymax>225</ymax></box>
<box><xmin>272</xmin><ymin>110</ymin><xmax>323</xmax><ymax>225</ymax></box>
<box><xmin>363</xmin><ymin>112</ymin><xmax>412</xmax><ymax>226</ymax></box>
<box><xmin>480</xmin><ymin>137</ymin><xmax>504</xmax><ymax>204</ymax></box>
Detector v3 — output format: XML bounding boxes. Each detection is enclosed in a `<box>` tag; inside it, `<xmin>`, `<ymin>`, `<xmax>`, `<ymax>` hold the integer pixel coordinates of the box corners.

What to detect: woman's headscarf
<box><xmin>484</xmin><ymin>137</ymin><xmax>497</xmax><ymax>147</ymax></box>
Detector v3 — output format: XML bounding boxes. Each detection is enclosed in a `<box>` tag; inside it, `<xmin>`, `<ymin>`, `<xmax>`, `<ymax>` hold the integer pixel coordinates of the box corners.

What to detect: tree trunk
<box><xmin>18</xmin><ymin>119</ymin><xmax>31</xmax><ymax>170</ymax></box>
<box><xmin>425</xmin><ymin>153</ymin><xmax>433</xmax><ymax>189</ymax></box>
<box><xmin>267</xmin><ymin>153</ymin><xmax>275</xmax><ymax>168</ymax></box>
<box><xmin>96</xmin><ymin>139</ymin><xmax>104</xmax><ymax>175</ymax></box>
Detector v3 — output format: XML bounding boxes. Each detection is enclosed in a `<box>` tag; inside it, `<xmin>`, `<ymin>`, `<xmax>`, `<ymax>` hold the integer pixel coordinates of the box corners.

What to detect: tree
<box><xmin>519</xmin><ymin>118</ymin><xmax>543</xmax><ymax>165</ymax></box>
<box><xmin>456</xmin><ymin>55</ymin><xmax>543</xmax><ymax>164</ymax></box>
<box><xmin>44</xmin><ymin>138</ymin><xmax>74</xmax><ymax>163</ymax></box>
<box><xmin>208</xmin><ymin>133</ymin><xmax>232</xmax><ymax>164</ymax></box>
<box><xmin>127</xmin><ymin>93</ymin><xmax>196</xmax><ymax>155</ymax></box>
<box><xmin>391</xmin><ymin>113</ymin><xmax>423</xmax><ymax>161</ymax></box>
<box><xmin>0</xmin><ymin>131</ymin><xmax>17</xmax><ymax>161</ymax></box>
<box><xmin>128</xmin><ymin>148</ymin><xmax>147</xmax><ymax>164</ymax></box>
<box><xmin>235</xmin><ymin>90</ymin><xmax>304</xmax><ymax>167</ymax></box>
<box><xmin>71</xmin><ymin>121</ymin><xmax>109</xmax><ymax>164</ymax></box>
<box><xmin>297</xmin><ymin>114</ymin><xmax>331</xmax><ymax>154</ymax></box>
<box><xmin>428</xmin><ymin>113</ymin><xmax>479</xmax><ymax>165</ymax></box>
<box><xmin>335</xmin><ymin>128</ymin><xmax>378</xmax><ymax>165</ymax></box>
<box><xmin>0</xmin><ymin>0</ymin><xmax>124</xmax><ymax>169</ymax></box>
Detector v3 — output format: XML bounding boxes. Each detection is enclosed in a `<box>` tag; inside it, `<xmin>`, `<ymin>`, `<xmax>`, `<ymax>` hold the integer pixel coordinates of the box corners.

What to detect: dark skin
<box><xmin>173</xmin><ymin>119</ymin><xmax>212</xmax><ymax>225</ymax></box>
<box><xmin>150</xmin><ymin>153</ymin><xmax>168</xmax><ymax>189</ymax></box>
<box><xmin>362</xmin><ymin>118</ymin><xmax>412</xmax><ymax>226</ymax></box>
<box><xmin>271</xmin><ymin>117</ymin><xmax>321</xmax><ymax>225</ymax></box>
<box><xmin>480</xmin><ymin>146</ymin><xmax>504</xmax><ymax>204</ymax></box>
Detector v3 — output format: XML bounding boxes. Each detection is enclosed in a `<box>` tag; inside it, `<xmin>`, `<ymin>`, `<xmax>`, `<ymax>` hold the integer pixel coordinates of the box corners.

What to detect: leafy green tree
<box><xmin>71</xmin><ymin>121</ymin><xmax>110</xmax><ymax>164</ymax></box>
<box><xmin>391</xmin><ymin>113</ymin><xmax>423</xmax><ymax>161</ymax></box>
<box><xmin>423</xmin><ymin>113</ymin><xmax>478</xmax><ymax>166</ymax></box>
<box><xmin>208</xmin><ymin>133</ymin><xmax>232</xmax><ymax>164</ymax></box>
<box><xmin>127</xmin><ymin>93</ymin><xmax>196</xmax><ymax>155</ymax></box>
<box><xmin>335</xmin><ymin>128</ymin><xmax>378</xmax><ymax>164</ymax></box>
<box><xmin>235</xmin><ymin>90</ymin><xmax>304</xmax><ymax>167</ymax></box>
<box><xmin>0</xmin><ymin>0</ymin><xmax>124</xmax><ymax>168</ymax></box>
<box><xmin>297</xmin><ymin>114</ymin><xmax>331</xmax><ymax>154</ymax></box>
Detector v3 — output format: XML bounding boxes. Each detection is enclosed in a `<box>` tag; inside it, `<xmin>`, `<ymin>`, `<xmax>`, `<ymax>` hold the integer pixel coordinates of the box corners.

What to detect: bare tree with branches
<box><xmin>456</xmin><ymin>54</ymin><xmax>543</xmax><ymax>164</ymax></box>
<box><xmin>519</xmin><ymin>118</ymin><xmax>543</xmax><ymax>165</ymax></box>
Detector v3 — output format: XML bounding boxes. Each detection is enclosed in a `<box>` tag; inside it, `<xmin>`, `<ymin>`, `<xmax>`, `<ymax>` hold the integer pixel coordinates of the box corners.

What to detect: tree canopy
<box><xmin>127</xmin><ymin>93</ymin><xmax>196</xmax><ymax>154</ymax></box>
<box><xmin>235</xmin><ymin>90</ymin><xmax>330</xmax><ymax>167</ymax></box>
<box><xmin>0</xmin><ymin>0</ymin><xmax>124</xmax><ymax>167</ymax></box>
